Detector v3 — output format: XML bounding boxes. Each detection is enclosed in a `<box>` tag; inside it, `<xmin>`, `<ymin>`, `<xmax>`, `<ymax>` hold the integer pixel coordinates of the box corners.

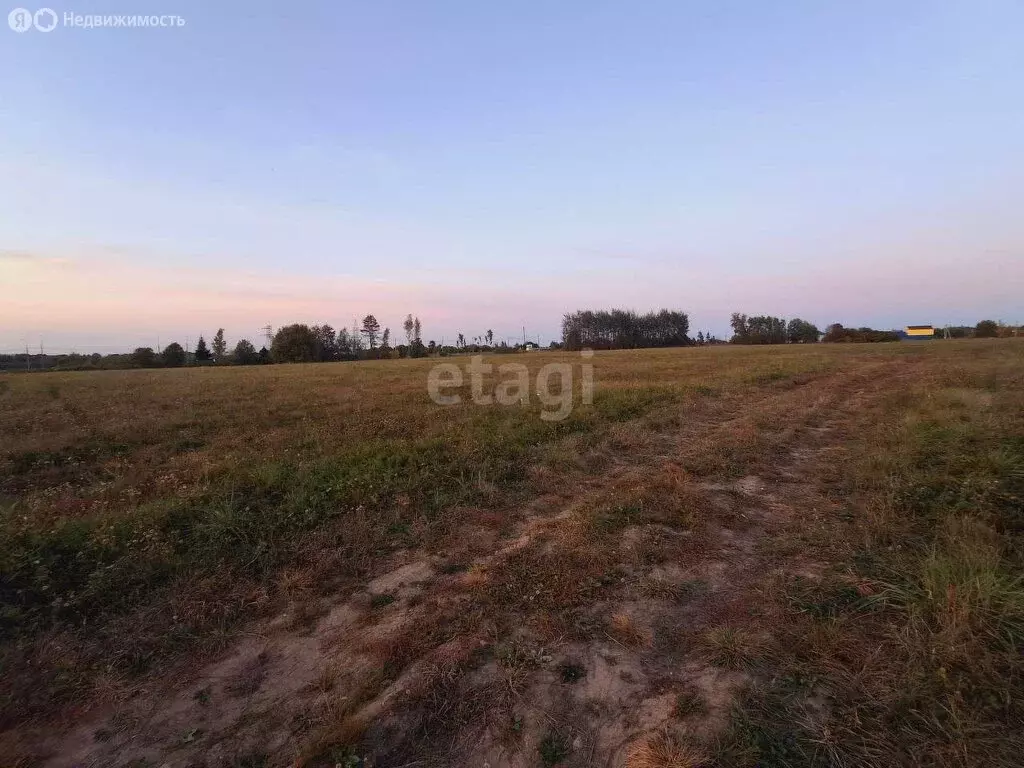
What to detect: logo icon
<box><xmin>8</xmin><ymin>7</ymin><xmax>33</xmax><ymax>31</ymax></box>
<box><xmin>33</xmin><ymin>7</ymin><xmax>56</xmax><ymax>31</ymax></box>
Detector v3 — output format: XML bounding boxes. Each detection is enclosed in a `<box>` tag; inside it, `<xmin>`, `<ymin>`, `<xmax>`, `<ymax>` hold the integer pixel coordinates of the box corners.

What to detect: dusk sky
<box><xmin>2</xmin><ymin>0</ymin><xmax>1022</xmax><ymax>353</ymax></box>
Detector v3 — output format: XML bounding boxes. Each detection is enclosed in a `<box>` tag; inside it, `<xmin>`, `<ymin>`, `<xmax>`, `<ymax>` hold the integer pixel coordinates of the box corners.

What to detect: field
<box><xmin>2</xmin><ymin>340</ymin><xmax>1023</xmax><ymax>767</ymax></box>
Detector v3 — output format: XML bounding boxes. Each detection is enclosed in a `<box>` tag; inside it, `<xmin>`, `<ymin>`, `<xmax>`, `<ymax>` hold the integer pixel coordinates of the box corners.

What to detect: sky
<box><xmin>2</xmin><ymin>0</ymin><xmax>1023</xmax><ymax>353</ymax></box>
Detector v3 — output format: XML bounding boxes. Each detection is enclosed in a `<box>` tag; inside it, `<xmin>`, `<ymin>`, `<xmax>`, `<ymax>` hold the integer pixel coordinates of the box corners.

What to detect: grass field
<box><xmin>2</xmin><ymin>340</ymin><xmax>1023</xmax><ymax>767</ymax></box>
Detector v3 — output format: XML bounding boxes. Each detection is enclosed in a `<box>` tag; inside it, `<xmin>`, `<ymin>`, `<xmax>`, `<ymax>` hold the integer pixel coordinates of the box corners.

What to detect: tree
<box><xmin>195</xmin><ymin>336</ymin><xmax>211</xmax><ymax>362</ymax></box>
<box><xmin>457</xmin><ymin>333</ymin><xmax>465</xmax><ymax>349</ymax></box>
<box><xmin>311</xmin><ymin>324</ymin><xmax>337</xmax><ymax>361</ymax></box>
<box><xmin>411</xmin><ymin>317</ymin><xmax>425</xmax><ymax>357</ymax></box>
<box><xmin>336</xmin><ymin>328</ymin><xmax>356</xmax><ymax>360</ymax></box>
<box><xmin>729</xmin><ymin>313</ymin><xmax>750</xmax><ymax>344</ymax></box>
<box><xmin>131</xmin><ymin>347</ymin><xmax>158</xmax><ymax>367</ymax></box>
<box><xmin>486</xmin><ymin>329</ymin><xmax>494</xmax><ymax>346</ymax></box>
<box><xmin>258</xmin><ymin>346</ymin><xmax>271</xmax><ymax>364</ymax></box>
<box><xmin>271</xmin><ymin>324</ymin><xmax>319</xmax><ymax>362</ymax></box>
<box><xmin>823</xmin><ymin>323</ymin><xmax>846</xmax><ymax>343</ymax></box>
<box><xmin>562</xmin><ymin>308</ymin><xmax>690</xmax><ymax>350</ymax></box>
<box><xmin>161</xmin><ymin>342</ymin><xmax>186</xmax><ymax>367</ymax></box>
<box><xmin>786</xmin><ymin>318</ymin><xmax>820</xmax><ymax>344</ymax></box>
<box><xmin>349</xmin><ymin>321</ymin><xmax>364</xmax><ymax>355</ymax></box>
<box><xmin>232</xmin><ymin>339</ymin><xmax>258</xmax><ymax>365</ymax></box>
<box><xmin>730</xmin><ymin>314</ymin><xmax>786</xmax><ymax>344</ymax></box>
<box><xmin>696</xmin><ymin>331</ymin><xmax>705</xmax><ymax>345</ymax></box>
<box><xmin>823</xmin><ymin>323</ymin><xmax>899</xmax><ymax>343</ymax></box>
<box><xmin>381</xmin><ymin>327</ymin><xmax>391</xmax><ymax>352</ymax></box>
<box><xmin>212</xmin><ymin>328</ymin><xmax>227</xmax><ymax>361</ymax></box>
<box><xmin>361</xmin><ymin>315</ymin><xmax>381</xmax><ymax>349</ymax></box>
<box><xmin>975</xmin><ymin>320</ymin><xmax>999</xmax><ymax>338</ymax></box>
<box><xmin>403</xmin><ymin>314</ymin><xmax>415</xmax><ymax>347</ymax></box>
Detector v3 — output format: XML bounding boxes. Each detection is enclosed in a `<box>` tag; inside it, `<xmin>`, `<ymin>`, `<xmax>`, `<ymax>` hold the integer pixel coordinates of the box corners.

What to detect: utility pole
<box><xmin>25</xmin><ymin>341</ymin><xmax>30</xmax><ymax>372</ymax></box>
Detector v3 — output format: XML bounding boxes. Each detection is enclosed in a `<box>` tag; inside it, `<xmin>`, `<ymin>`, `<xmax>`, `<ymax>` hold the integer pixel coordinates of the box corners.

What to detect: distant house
<box><xmin>899</xmin><ymin>325</ymin><xmax>935</xmax><ymax>340</ymax></box>
<box><xmin>523</xmin><ymin>341</ymin><xmax>540</xmax><ymax>351</ymax></box>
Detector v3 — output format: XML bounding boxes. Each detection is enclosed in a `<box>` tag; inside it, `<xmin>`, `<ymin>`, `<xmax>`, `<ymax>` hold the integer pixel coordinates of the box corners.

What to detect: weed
<box><xmin>673</xmin><ymin>689</ymin><xmax>707</xmax><ymax>718</ymax></box>
<box><xmin>704</xmin><ymin>627</ymin><xmax>757</xmax><ymax>669</ymax></box>
<box><xmin>539</xmin><ymin>731</ymin><xmax>571</xmax><ymax>766</ymax></box>
<box><xmin>786</xmin><ymin>577</ymin><xmax>863</xmax><ymax>620</ymax></box>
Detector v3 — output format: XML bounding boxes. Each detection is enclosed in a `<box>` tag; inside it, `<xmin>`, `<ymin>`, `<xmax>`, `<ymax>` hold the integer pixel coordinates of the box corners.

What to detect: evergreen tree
<box><xmin>361</xmin><ymin>315</ymin><xmax>381</xmax><ymax>348</ymax></box>
<box><xmin>232</xmin><ymin>339</ymin><xmax>258</xmax><ymax>365</ymax></box>
<box><xmin>212</xmin><ymin>328</ymin><xmax>227</xmax><ymax>361</ymax></box>
<box><xmin>194</xmin><ymin>336</ymin><xmax>211</xmax><ymax>362</ymax></box>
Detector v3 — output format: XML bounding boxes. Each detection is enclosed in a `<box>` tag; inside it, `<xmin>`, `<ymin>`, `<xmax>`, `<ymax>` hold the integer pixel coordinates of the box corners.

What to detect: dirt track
<box><xmin>22</xmin><ymin>359</ymin><xmax>918</xmax><ymax>766</ymax></box>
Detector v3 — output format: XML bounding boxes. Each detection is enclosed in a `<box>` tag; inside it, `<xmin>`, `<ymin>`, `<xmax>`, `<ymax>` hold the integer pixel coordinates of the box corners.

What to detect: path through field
<box><xmin>26</xmin><ymin>358</ymin><xmax>913</xmax><ymax>767</ymax></box>
<box><xmin>6</xmin><ymin>341</ymin><xmax>1022</xmax><ymax>767</ymax></box>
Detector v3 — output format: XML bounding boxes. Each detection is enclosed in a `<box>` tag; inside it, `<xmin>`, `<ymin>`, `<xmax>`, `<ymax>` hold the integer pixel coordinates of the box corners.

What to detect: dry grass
<box><xmin>703</xmin><ymin>627</ymin><xmax>760</xmax><ymax>670</ymax></box>
<box><xmin>627</xmin><ymin>730</ymin><xmax>708</xmax><ymax>768</ymax></box>
<box><xmin>1</xmin><ymin>340</ymin><xmax>1022</xmax><ymax>766</ymax></box>
<box><xmin>609</xmin><ymin>611</ymin><xmax>652</xmax><ymax>647</ymax></box>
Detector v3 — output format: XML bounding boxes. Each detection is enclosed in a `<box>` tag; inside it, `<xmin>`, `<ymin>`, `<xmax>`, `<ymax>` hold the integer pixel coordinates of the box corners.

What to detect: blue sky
<box><xmin>2</xmin><ymin>0</ymin><xmax>1022</xmax><ymax>352</ymax></box>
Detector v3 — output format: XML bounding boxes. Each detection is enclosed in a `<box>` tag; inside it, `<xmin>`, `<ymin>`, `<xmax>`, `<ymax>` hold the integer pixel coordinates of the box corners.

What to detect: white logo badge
<box><xmin>8</xmin><ymin>7</ymin><xmax>33</xmax><ymax>31</ymax></box>
<box><xmin>34</xmin><ymin>7</ymin><xmax>56</xmax><ymax>31</ymax></box>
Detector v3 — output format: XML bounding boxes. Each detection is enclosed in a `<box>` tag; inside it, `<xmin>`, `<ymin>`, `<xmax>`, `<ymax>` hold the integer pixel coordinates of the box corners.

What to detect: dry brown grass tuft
<box><xmin>609</xmin><ymin>612</ymin><xmax>651</xmax><ymax>647</ymax></box>
<box><xmin>703</xmin><ymin>627</ymin><xmax>759</xmax><ymax>669</ymax></box>
<box><xmin>626</xmin><ymin>730</ymin><xmax>708</xmax><ymax>768</ymax></box>
<box><xmin>590</xmin><ymin>462</ymin><xmax>705</xmax><ymax>535</ymax></box>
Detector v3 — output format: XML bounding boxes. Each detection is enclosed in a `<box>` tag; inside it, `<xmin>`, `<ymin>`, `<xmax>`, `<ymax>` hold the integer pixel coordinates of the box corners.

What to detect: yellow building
<box><xmin>903</xmin><ymin>325</ymin><xmax>935</xmax><ymax>339</ymax></box>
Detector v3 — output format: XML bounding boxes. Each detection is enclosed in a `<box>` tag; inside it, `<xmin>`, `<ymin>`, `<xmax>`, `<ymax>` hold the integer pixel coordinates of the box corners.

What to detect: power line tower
<box><xmin>261</xmin><ymin>325</ymin><xmax>273</xmax><ymax>348</ymax></box>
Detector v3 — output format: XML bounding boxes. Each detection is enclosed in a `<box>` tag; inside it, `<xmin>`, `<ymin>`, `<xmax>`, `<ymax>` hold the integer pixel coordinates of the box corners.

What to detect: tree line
<box><xmin>2</xmin><ymin>314</ymin><xmax>1019</xmax><ymax>373</ymax></box>
<box><xmin>725</xmin><ymin>315</ymin><xmax>1014</xmax><ymax>344</ymax></box>
<box><xmin>0</xmin><ymin>313</ymin><xmax>550</xmax><ymax>371</ymax></box>
<box><xmin>562</xmin><ymin>309</ymin><xmax>702</xmax><ymax>351</ymax></box>
<box><xmin>728</xmin><ymin>314</ymin><xmax>822</xmax><ymax>344</ymax></box>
